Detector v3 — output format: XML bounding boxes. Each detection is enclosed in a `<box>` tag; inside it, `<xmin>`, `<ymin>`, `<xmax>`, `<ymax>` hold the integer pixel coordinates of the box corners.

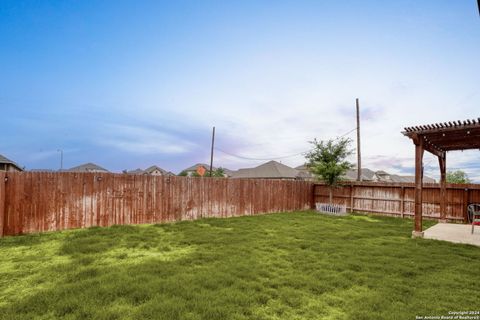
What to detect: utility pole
<box><xmin>57</xmin><ymin>149</ymin><xmax>63</xmax><ymax>171</ymax></box>
<box><xmin>209</xmin><ymin>127</ymin><xmax>215</xmax><ymax>177</ymax></box>
<box><xmin>356</xmin><ymin>98</ymin><xmax>362</xmax><ymax>181</ymax></box>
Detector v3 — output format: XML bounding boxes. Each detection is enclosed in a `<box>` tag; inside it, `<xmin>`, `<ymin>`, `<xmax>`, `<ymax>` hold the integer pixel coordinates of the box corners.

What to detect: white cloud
<box><xmin>95</xmin><ymin>124</ymin><xmax>197</xmax><ymax>155</ymax></box>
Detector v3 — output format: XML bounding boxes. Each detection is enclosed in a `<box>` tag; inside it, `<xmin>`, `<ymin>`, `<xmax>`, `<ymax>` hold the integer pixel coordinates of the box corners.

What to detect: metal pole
<box><xmin>57</xmin><ymin>149</ymin><xmax>63</xmax><ymax>171</ymax></box>
<box><xmin>356</xmin><ymin>98</ymin><xmax>362</xmax><ymax>181</ymax></box>
<box><xmin>209</xmin><ymin>127</ymin><xmax>215</xmax><ymax>177</ymax></box>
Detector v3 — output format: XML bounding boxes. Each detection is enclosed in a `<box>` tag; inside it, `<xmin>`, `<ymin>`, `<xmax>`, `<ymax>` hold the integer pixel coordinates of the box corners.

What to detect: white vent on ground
<box><xmin>315</xmin><ymin>203</ymin><xmax>347</xmax><ymax>216</ymax></box>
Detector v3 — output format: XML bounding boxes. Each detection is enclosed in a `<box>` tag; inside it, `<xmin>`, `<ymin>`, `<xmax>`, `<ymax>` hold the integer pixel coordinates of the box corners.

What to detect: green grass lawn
<box><xmin>1</xmin><ymin>211</ymin><xmax>479</xmax><ymax>320</ymax></box>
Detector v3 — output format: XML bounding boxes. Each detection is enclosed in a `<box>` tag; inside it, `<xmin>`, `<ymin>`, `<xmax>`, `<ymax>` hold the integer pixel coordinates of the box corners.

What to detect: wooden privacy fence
<box><xmin>314</xmin><ymin>181</ymin><xmax>480</xmax><ymax>222</ymax></box>
<box><xmin>2</xmin><ymin>172</ymin><xmax>479</xmax><ymax>237</ymax></box>
<box><xmin>0</xmin><ymin>172</ymin><xmax>313</xmax><ymax>236</ymax></box>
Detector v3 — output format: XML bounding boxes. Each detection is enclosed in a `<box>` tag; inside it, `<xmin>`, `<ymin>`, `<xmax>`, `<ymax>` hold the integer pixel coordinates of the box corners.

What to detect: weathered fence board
<box><xmin>314</xmin><ymin>182</ymin><xmax>480</xmax><ymax>221</ymax></box>
<box><xmin>0</xmin><ymin>172</ymin><xmax>312</xmax><ymax>236</ymax></box>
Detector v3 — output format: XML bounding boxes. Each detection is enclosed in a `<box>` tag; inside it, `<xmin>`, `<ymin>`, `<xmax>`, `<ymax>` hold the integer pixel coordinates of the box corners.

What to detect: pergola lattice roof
<box><xmin>403</xmin><ymin>118</ymin><xmax>480</xmax><ymax>154</ymax></box>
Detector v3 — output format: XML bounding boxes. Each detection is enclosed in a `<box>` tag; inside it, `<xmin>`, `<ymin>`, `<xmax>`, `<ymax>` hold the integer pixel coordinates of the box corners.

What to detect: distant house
<box><xmin>144</xmin><ymin>165</ymin><xmax>170</xmax><ymax>176</ymax></box>
<box><xmin>296</xmin><ymin>165</ymin><xmax>436</xmax><ymax>183</ymax></box>
<box><xmin>372</xmin><ymin>171</ymin><xmax>436</xmax><ymax>183</ymax></box>
<box><xmin>295</xmin><ymin>164</ymin><xmax>314</xmax><ymax>180</ymax></box>
<box><xmin>126</xmin><ymin>168</ymin><xmax>144</xmax><ymax>175</ymax></box>
<box><xmin>343</xmin><ymin>168</ymin><xmax>377</xmax><ymax>181</ymax></box>
<box><xmin>342</xmin><ymin>168</ymin><xmax>435</xmax><ymax>183</ymax></box>
<box><xmin>231</xmin><ymin>161</ymin><xmax>301</xmax><ymax>179</ymax></box>
<box><xmin>67</xmin><ymin>163</ymin><xmax>109</xmax><ymax>173</ymax></box>
<box><xmin>344</xmin><ymin>168</ymin><xmax>436</xmax><ymax>183</ymax></box>
<box><xmin>180</xmin><ymin>163</ymin><xmax>232</xmax><ymax>177</ymax></box>
<box><xmin>180</xmin><ymin>163</ymin><xmax>212</xmax><ymax>176</ymax></box>
<box><xmin>126</xmin><ymin>165</ymin><xmax>173</xmax><ymax>176</ymax></box>
<box><xmin>221</xmin><ymin>168</ymin><xmax>235</xmax><ymax>177</ymax></box>
<box><xmin>296</xmin><ymin>164</ymin><xmax>375</xmax><ymax>181</ymax></box>
<box><xmin>0</xmin><ymin>154</ymin><xmax>23</xmax><ymax>172</ymax></box>
<box><xmin>295</xmin><ymin>164</ymin><xmax>374</xmax><ymax>181</ymax></box>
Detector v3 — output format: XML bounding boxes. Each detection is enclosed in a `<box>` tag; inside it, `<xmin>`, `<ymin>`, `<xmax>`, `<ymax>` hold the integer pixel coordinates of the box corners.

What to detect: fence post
<box><xmin>310</xmin><ymin>184</ymin><xmax>316</xmax><ymax>209</ymax></box>
<box><xmin>349</xmin><ymin>183</ymin><xmax>354</xmax><ymax>213</ymax></box>
<box><xmin>400</xmin><ymin>186</ymin><xmax>405</xmax><ymax>218</ymax></box>
<box><xmin>0</xmin><ymin>172</ymin><xmax>5</xmax><ymax>237</ymax></box>
<box><xmin>464</xmin><ymin>188</ymin><xmax>469</xmax><ymax>223</ymax></box>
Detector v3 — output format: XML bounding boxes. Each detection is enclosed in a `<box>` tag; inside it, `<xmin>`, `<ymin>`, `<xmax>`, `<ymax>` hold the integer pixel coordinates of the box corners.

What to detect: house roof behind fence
<box><xmin>127</xmin><ymin>168</ymin><xmax>145</xmax><ymax>174</ymax></box>
<box><xmin>232</xmin><ymin>160</ymin><xmax>300</xmax><ymax>179</ymax></box>
<box><xmin>0</xmin><ymin>154</ymin><xmax>23</xmax><ymax>171</ymax></box>
<box><xmin>344</xmin><ymin>168</ymin><xmax>376</xmax><ymax>181</ymax></box>
<box><xmin>144</xmin><ymin>165</ymin><xmax>168</xmax><ymax>175</ymax></box>
<box><xmin>67</xmin><ymin>162</ymin><xmax>109</xmax><ymax>173</ymax></box>
<box><xmin>182</xmin><ymin>163</ymin><xmax>214</xmax><ymax>172</ymax></box>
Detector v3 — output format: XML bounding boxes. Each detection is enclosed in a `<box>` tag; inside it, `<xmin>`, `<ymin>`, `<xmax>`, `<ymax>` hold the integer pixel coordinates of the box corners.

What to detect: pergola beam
<box><xmin>425</xmin><ymin>131</ymin><xmax>480</xmax><ymax>140</ymax></box>
<box><xmin>422</xmin><ymin>143</ymin><xmax>444</xmax><ymax>158</ymax></box>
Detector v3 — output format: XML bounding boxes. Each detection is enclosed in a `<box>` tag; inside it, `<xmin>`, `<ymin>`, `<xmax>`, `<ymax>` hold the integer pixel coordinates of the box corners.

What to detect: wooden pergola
<box><xmin>403</xmin><ymin>118</ymin><xmax>480</xmax><ymax>237</ymax></box>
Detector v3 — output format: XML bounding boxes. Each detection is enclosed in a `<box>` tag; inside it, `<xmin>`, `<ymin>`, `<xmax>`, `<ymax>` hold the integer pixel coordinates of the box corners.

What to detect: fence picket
<box><xmin>0</xmin><ymin>173</ymin><xmax>312</xmax><ymax>236</ymax></box>
<box><xmin>313</xmin><ymin>182</ymin><xmax>480</xmax><ymax>221</ymax></box>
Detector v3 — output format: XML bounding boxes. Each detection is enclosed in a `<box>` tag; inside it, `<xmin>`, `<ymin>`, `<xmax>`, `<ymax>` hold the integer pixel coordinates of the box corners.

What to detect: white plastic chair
<box><xmin>467</xmin><ymin>204</ymin><xmax>480</xmax><ymax>234</ymax></box>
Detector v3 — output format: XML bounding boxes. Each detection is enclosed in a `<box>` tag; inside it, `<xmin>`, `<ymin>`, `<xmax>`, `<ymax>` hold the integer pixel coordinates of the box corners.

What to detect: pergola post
<box><xmin>413</xmin><ymin>136</ymin><xmax>424</xmax><ymax>238</ymax></box>
<box><xmin>438</xmin><ymin>151</ymin><xmax>447</xmax><ymax>222</ymax></box>
<box><xmin>403</xmin><ymin>119</ymin><xmax>480</xmax><ymax>233</ymax></box>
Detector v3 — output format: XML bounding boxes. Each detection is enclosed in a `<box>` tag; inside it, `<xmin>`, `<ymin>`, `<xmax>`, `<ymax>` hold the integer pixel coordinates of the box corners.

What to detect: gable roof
<box><xmin>383</xmin><ymin>174</ymin><xmax>436</xmax><ymax>184</ymax></box>
<box><xmin>182</xmin><ymin>163</ymin><xmax>214</xmax><ymax>172</ymax></box>
<box><xmin>295</xmin><ymin>164</ymin><xmax>314</xmax><ymax>179</ymax></box>
<box><xmin>296</xmin><ymin>165</ymin><xmax>377</xmax><ymax>181</ymax></box>
<box><xmin>222</xmin><ymin>168</ymin><xmax>235</xmax><ymax>177</ymax></box>
<box><xmin>343</xmin><ymin>168</ymin><xmax>376</xmax><ymax>181</ymax></box>
<box><xmin>231</xmin><ymin>161</ymin><xmax>300</xmax><ymax>179</ymax></box>
<box><xmin>144</xmin><ymin>165</ymin><xmax>168</xmax><ymax>175</ymax></box>
<box><xmin>126</xmin><ymin>168</ymin><xmax>144</xmax><ymax>175</ymax></box>
<box><xmin>180</xmin><ymin>163</ymin><xmax>233</xmax><ymax>175</ymax></box>
<box><xmin>0</xmin><ymin>154</ymin><xmax>23</xmax><ymax>171</ymax></box>
<box><xmin>303</xmin><ymin>166</ymin><xmax>435</xmax><ymax>183</ymax></box>
<box><xmin>342</xmin><ymin>168</ymin><xmax>436</xmax><ymax>183</ymax></box>
<box><xmin>295</xmin><ymin>164</ymin><xmax>308</xmax><ymax>171</ymax></box>
<box><xmin>67</xmin><ymin>162</ymin><xmax>109</xmax><ymax>173</ymax></box>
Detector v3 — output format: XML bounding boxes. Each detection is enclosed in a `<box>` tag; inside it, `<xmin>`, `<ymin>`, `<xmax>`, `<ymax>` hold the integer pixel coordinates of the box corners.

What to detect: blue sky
<box><xmin>1</xmin><ymin>0</ymin><xmax>479</xmax><ymax>179</ymax></box>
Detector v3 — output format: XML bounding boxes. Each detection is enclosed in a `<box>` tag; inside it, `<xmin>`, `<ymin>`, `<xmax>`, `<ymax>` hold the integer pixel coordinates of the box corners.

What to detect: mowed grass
<box><xmin>1</xmin><ymin>211</ymin><xmax>479</xmax><ymax>320</ymax></box>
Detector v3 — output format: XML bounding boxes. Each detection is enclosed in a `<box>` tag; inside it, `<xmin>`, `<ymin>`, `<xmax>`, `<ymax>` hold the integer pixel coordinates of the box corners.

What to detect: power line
<box><xmin>216</xmin><ymin>127</ymin><xmax>357</xmax><ymax>149</ymax></box>
<box><xmin>215</xmin><ymin>148</ymin><xmax>307</xmax><ymax>161</ymax></box>
<box><xmin>214</xmin><ymin>127</ymin><xmax>357</xmax><ymax>161</ymax></box>
<box><xmin>336</xmin><ymin>127</ymin><xmax>357</xmax><ymax>140</ymax></box>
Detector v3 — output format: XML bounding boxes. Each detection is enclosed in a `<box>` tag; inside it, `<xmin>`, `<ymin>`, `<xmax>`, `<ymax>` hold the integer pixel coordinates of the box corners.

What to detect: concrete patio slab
<box><xmin>424</xmin><ymin>223</ymin><xmax>480</xmax><ymax>247</ymax></box>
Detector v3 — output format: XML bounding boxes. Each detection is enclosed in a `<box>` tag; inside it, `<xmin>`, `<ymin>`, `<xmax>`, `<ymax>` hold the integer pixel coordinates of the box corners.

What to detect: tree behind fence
<box><xmin>0</xmin><ymin>172</ymin><xmax>313</xmax><ymax>236</ymax></box>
